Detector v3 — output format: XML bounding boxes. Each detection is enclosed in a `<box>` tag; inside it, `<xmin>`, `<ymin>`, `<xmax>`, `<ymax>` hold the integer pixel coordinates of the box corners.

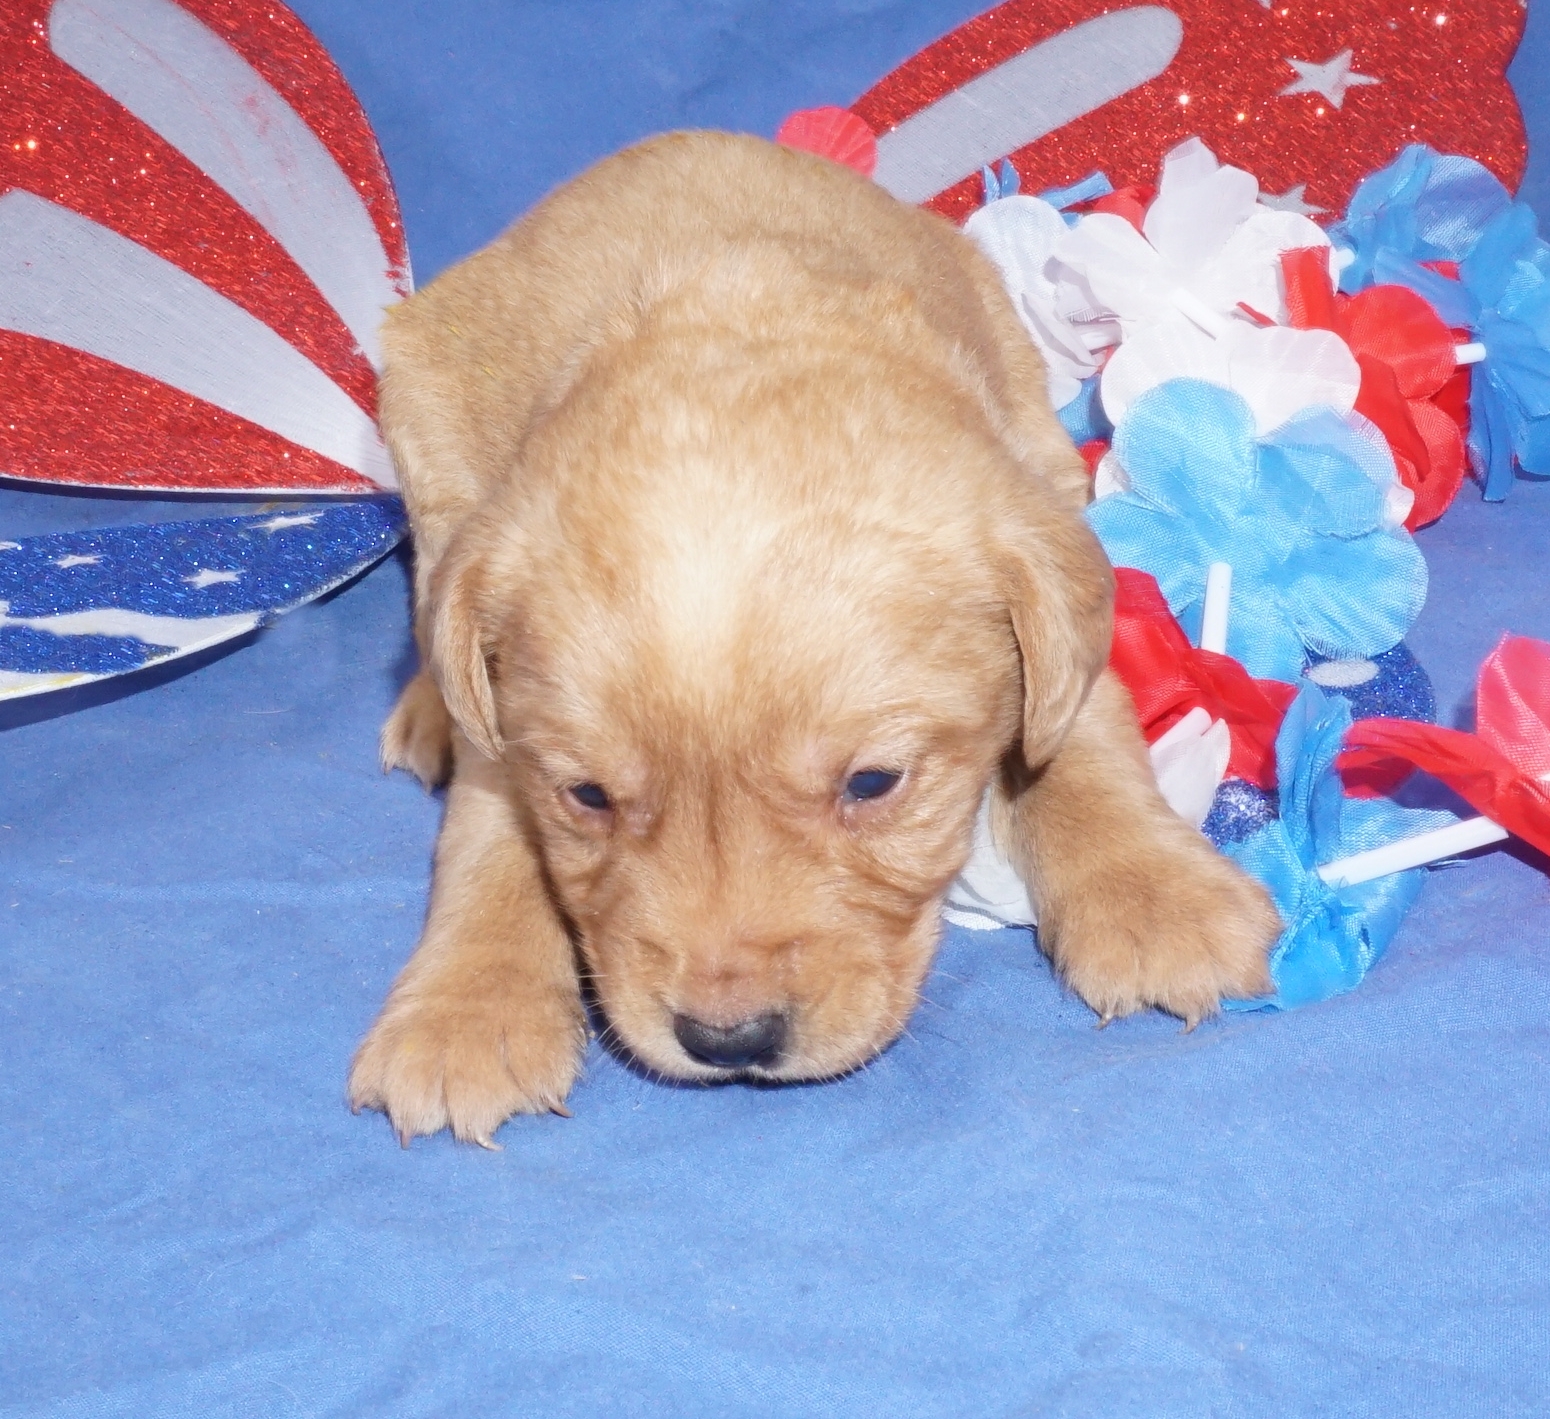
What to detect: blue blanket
<box><xmin>4</xmin><ymin>2</ymin><xmax>1549</xmax><ymax>1413</ymax></box>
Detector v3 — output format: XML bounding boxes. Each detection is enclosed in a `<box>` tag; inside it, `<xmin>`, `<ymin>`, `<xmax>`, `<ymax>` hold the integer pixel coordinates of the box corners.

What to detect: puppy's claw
<box><xmin>550</xmin><ymin>1102</ymin><xmax>573</xmax><ymax>1119</ymax></box>
<box><xmin>349</xmin><ymin>981</ymin><xmax>587</xmax><ymax>1149</ymax></box>
<box><xmin>1095</xmin><ymin>1013</ymin><xmax>1115</xmax><ymax>1031</ymax></box>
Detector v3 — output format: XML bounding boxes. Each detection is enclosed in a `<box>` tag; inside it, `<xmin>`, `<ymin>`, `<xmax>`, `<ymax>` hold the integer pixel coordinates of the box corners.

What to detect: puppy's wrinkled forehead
<box><xmin>510</xmin><ymin>471</ymin><xmax>1011</xmax><ymax>762</ymax></box>
<box><xmin>460</xmin><ymin>311</ymin><xmax>1053</xmax><ymax>790</ymax></box>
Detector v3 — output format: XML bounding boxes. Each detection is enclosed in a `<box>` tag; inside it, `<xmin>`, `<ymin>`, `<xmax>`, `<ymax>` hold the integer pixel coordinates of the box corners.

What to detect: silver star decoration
<box><xmin>0</xmin><ymin>541</ymin><xmax>20</xmax><ymax>552</ymax></box>
<box><xmin>183</xmin><ymin>568</ymin><xmax>242</xmax><ymax>588</ymax></box>
<box><xmin>55</xmin><ymin>554</ymin><xmax>102</xmax><ymax>568</ymax></box>
<box><xmin>1258</xmin><ymin>184</ymin><xmax>1327</xmax><ymax>218</ymax></box>
<box><xmin>254</xmin><ymin>512</ymin><xmax>322</xmax><ymax>534</ymax></box>
<box><xmin>1279</xmin><ymin>49</ymin><xmax>1381</xmax><ymax>109</ymax></box>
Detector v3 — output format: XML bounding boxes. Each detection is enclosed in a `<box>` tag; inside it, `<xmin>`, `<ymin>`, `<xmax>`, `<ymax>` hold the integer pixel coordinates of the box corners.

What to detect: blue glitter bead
<box><xmin>1203</xmin><ymin>779</ymin><xmax>1280</xmax><ymax>847</ymax></box>
<box><xmin>1303</xmin><ymin>641</ymin><xmax>1436</xmax><ymax>724</ymax></box>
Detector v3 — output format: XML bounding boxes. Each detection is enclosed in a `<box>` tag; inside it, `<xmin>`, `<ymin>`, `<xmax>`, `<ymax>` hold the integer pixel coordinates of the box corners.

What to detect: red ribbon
<box><xmin>1281</xmin><ymin>248</ymin><xmax>1469</xmax><ymax>531</ymax></box>
<box><xmin>1338</xmin><ymin>635</ymin><xmax>1550</xmax><ymax>857</ymax></box>
<box><xmin>1108</xmin><ymin>567</ymin><xmax>1297</xmax><ymax>789</ymax></box>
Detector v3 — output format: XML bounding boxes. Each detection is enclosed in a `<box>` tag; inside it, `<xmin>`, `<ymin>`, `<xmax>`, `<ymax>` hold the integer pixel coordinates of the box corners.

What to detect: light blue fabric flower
<box><xmin>1085</xmin><ymin>380</ymin><xmax>1428</xmax><ymax>682</ymax></box>
<box><xmin>1327</xmin><ymin>144</ymin><xmax>1512</xmax><ymax>303</ymax></box>
<box><xmin>1328</xmin><ymin>145</ymin><xmax>1550</xmax><ymax>501</ymax></box>
<box><xmin>1460</xmin><ymin>202</ymin><xmax>1550</xmax><ymax>499</ymax></box>
<box><xmin>1222</xmin><ymin>684</ymin><xmax>1456</xmax><ymax>1011</ymax></box>
<box><xmin>1055</xmin><ymin>375</ymin><xmax>1111</xmax><ymax>446</ymax></box>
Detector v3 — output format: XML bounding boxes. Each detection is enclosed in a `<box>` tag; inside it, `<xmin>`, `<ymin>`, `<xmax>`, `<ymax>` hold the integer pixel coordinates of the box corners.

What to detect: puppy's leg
<box><xmin>349</xmin><ymin>741</ymin><xmax>587</xmax><ymax>1145</ymax></box>
<box><xmin>999</xmin><ymin>670</ymin><xmax>1279</xmax><ymax>1025</ymax></box>
<box><xmin>380</xmin><ymin>668</ymin><xmax>454</xmax><ymax>789</ymax></box>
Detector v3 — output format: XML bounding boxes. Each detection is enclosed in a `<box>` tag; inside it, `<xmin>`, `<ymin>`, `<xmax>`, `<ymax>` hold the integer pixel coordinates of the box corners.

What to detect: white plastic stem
<box><xmin>1455</xmin><ymin>342</ymin><xmax>1487</xmax><ymax>365</ymax></box>
<box><xmin>1170</xmin><ymin>286</ymin><xmax>1230</xmax><ymax>338</ymax></box>
<box><xmin>1199</xmin><ymin>562</ymin><xmax>1233</xmax><ymax>654</ymax></box>
<box><xmin>1316</xmin><ymin>815</ymin><xmax>1510</xmax><ymax>888</ymax></box>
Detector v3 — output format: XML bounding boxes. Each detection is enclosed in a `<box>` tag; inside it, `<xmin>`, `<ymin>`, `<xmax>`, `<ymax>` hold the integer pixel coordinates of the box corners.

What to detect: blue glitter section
<box><xmin>1199</xmin><ymin>644</ymin><xmax>1434</xmax><ymax>849</ymax></box>
<box><xmin>1203</xmin><ymin>779</ymin><xmax>1280</xmax><ymax>847</ymax></box>
<box><xmin>0</xmin><ymin>626</ymin><xmax>174</xmax><ymax>675</ymax></box>
<box><xmin>1</xmin><ymin>498</ymin><xmax>405</xmax><ymax>677</ymax></box>
<box><xmin>1304</xmin><ymin>642</ymin><xmax>1437</xmax><ymax>724</ymax></box>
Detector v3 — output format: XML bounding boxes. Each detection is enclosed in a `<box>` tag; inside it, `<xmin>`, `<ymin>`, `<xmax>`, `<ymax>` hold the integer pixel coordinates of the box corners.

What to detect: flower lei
<box><xmin>967</xmin><ymin>138</ymin><xmax>1550</xmax><ymax>1010</ymax></box>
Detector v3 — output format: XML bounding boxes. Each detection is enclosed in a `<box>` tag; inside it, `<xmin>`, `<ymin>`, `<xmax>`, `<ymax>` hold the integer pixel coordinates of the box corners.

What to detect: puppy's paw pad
<box><xmin>380</xmin><ymin>670</ymin><xmax>454</xmax><ymax>788</ymax></box>
<box><xmin>348</xmin><ymin>985</ymin><xmax>585</xmax><ymax>1145</ymax></box>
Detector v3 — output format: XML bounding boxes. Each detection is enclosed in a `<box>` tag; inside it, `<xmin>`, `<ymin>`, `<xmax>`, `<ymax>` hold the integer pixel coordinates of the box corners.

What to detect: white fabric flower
<box><xmin>943</xmin><ymin>711</ymin><xmax>1231</xmax><ymax>931</ymax></box>
<box><xmin>1050</xmin><ymin>138</ymin><xmax>1334</xmax><ymax>336</ymax></box>
<box><xmin>1147</xmin><ymin>708</ymin><xmax>1231</xmax><ymax>831</ymax></box>
<box><xmin>1100</xmin><ymin>314</ymin><xmax>1362</xmax><ymax>436</ymax></box>
<box><xmin>963</xmin><ymin>195</ymin><xmax>1118</xmax><ymax>409</ymax></box>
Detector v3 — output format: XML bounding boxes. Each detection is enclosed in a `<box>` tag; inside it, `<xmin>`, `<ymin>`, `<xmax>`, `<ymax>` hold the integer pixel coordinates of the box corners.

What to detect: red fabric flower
<box><xmin>1339</xmin><ymin>635</ymin><xmax>1550</xmax><ymax>857</ymax></box>
<box><xmin>775</xmin><ymin>107</ymin><xmax>877</xmax><ymax>177</ymax></box>
<box><xmin>1108</xmin><ymin>567</ymin><xmax>1297</xmax><ymax>790</ymax></box>
<box><xmin>1281</xmin><ymin>247</ymin><xmax>1468</xmax><ymax>530</ymax></box>
<box><xmin>1087</xmin><ymin>184</ymin><xmax>1151</xmax><ymax>234</ymax></box>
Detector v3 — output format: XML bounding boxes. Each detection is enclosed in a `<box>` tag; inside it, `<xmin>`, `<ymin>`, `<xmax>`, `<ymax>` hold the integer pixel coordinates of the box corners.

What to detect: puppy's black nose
<box><xmin>673</xmin><ymin>1012</ymin><xmax>786</xmax><ymax>1069</ymax></box>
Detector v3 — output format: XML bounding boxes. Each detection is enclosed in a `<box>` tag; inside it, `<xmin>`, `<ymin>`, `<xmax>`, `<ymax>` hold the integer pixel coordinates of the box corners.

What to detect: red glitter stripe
<box><xmin>0</xmin><ymin>330</ymin><xmax>376</xmax><ymax>494</ymax></box>
<box><xmin>853</xmin><ymin>0</ymin><xmax>1526</xmax><ymax>223</ymax></box>
<box><xmin>179</xmin><ymin>0</ymin><xmax>409</xmax><ymax>283</ymax></box>
<box><xmin>0</xmin><ymin>1</ymin><xmax>380</xmax><ymax>419</ymax></box>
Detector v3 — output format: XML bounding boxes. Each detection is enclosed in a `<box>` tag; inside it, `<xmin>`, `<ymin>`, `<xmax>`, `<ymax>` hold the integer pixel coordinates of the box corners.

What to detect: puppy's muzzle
<box><xmin>673</xmin><ymin>1012</ymin><xmax>787</xmax><ymax>1069</ymax></box>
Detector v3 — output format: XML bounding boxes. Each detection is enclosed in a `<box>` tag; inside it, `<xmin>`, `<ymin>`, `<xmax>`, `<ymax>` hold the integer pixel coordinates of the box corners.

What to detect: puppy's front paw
<box><xmin>1041</xmin><ymin>823</ymin><xmax>1279</xmax><ymax>1027</ymax></box>
<box><xmin>380</xmin><ymin>669</ymin><xmax>454</xmax><ymax>788</ymax></box>
<box><xmin>348</xmin><ymin>976</ymin><xmax>587</xmax><ymax>1146</ymax></box>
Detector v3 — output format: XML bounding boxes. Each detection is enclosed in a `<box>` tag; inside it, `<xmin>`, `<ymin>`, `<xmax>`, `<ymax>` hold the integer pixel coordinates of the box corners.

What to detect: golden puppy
<box><xmin>349</xmin><ymin>132</ymin><xmax>1278</xmax><ymax>1146</ymax></box>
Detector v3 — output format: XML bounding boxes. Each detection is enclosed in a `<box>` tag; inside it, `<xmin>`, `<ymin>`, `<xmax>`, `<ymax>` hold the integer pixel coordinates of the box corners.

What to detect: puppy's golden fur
<box><xmin>350</xmin><ymin>132</ymin><xmax>1277</xmax><ymax>1146</ymax></box>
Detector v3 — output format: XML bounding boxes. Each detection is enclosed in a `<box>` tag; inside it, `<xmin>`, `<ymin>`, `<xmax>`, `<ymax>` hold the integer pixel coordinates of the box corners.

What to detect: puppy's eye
<box><xmin>568</xmin><ymin>782</ymin><xmax>612</xmax><ymax>811</ymax></box>
<box><xmin>843</xmin><ymin>769</ymin><xmax>901</xmax><ymax>802</ymax></box>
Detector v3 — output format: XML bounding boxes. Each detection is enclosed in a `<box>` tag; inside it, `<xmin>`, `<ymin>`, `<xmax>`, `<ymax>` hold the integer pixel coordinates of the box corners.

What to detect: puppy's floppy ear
<box><xmin>997</xmin><ymin>499</ymin><xmax>1114</xmax><ymax>770</ymax></box>
<box><xmin>427</xmin><ymin>524</ymin><xmax>505</xmax><ymax>762</ymax></box>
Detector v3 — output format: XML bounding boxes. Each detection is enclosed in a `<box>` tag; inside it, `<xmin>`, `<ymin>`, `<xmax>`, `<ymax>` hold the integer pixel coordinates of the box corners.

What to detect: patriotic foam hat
<box><xmin>0</xmin><ymin>0</ymin><xmax>407</xmax><ymax>700</ymax></box>
<box><xmin>1</xmin><ymin>0</ymin><xmax>1532</xmax><ymax>708</ymax></box>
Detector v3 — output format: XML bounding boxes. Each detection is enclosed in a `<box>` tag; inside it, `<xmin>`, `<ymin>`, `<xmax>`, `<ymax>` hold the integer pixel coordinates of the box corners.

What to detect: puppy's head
<box><xmin>428</xmin><ymin>337</ymin><xmax>1111</xmax><ymax>1082</ymax></box>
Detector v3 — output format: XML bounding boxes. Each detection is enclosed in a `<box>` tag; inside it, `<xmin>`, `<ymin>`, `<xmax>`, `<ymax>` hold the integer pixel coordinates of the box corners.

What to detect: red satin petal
<box><xmin>1340</xmin><ymin>635</ymin><xmax>1550</xmax><ymax>857</ymax></box>
<box><xmin>1281</xmin><ymin>247</ymin><xmax>1339</xmax><ymax>333</ymax></box>
<box><xmin>1342</xmin><ymin>286</ymin><xmax>1456</xmax><ymax>397</ymax></box>
<box><xmin>1477</xmin><ymin>636</ymin><xmax>1550</xmax><ymax>780</ymax></box>
<box><xmin>1339</xmin><ymin>721</ymin><xmax>1550</xmax><ymax>859</ymax></box>
<box><xmin>1353</xmin><ymin>353</ymin><xmax>1430</xmax><ymax>476</ymax></box>
<box><xmin>775</xmin><ymin>107</ymin><xmax>877</xmax><ymax>176</ymax></box>
<box><xmin>1088</xmin><ymin>185</ymin><xmax>1151</xmax><ymax>233</ymax></box>
<box><xmin>1403</xmin><ymin>399</ymin><xmax>1468</xmax><ymax>530</ymax></box>
<box><xmin>1433</xmin><ymin>364</ymin><xmax>1473</xmax><ymax>439</ymax></box>
<box><xmin>1109</xmin><ymin>568</ymin><xmax>1294</xmax><ymax>790</ymax></box>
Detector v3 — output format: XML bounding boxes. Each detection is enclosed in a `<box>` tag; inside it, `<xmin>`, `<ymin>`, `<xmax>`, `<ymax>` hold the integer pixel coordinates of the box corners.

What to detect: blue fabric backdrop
<box><xmin>4</xmin><ymin>3</ymin><xmax>1548</xmax><ymax>1414</ymax></box>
